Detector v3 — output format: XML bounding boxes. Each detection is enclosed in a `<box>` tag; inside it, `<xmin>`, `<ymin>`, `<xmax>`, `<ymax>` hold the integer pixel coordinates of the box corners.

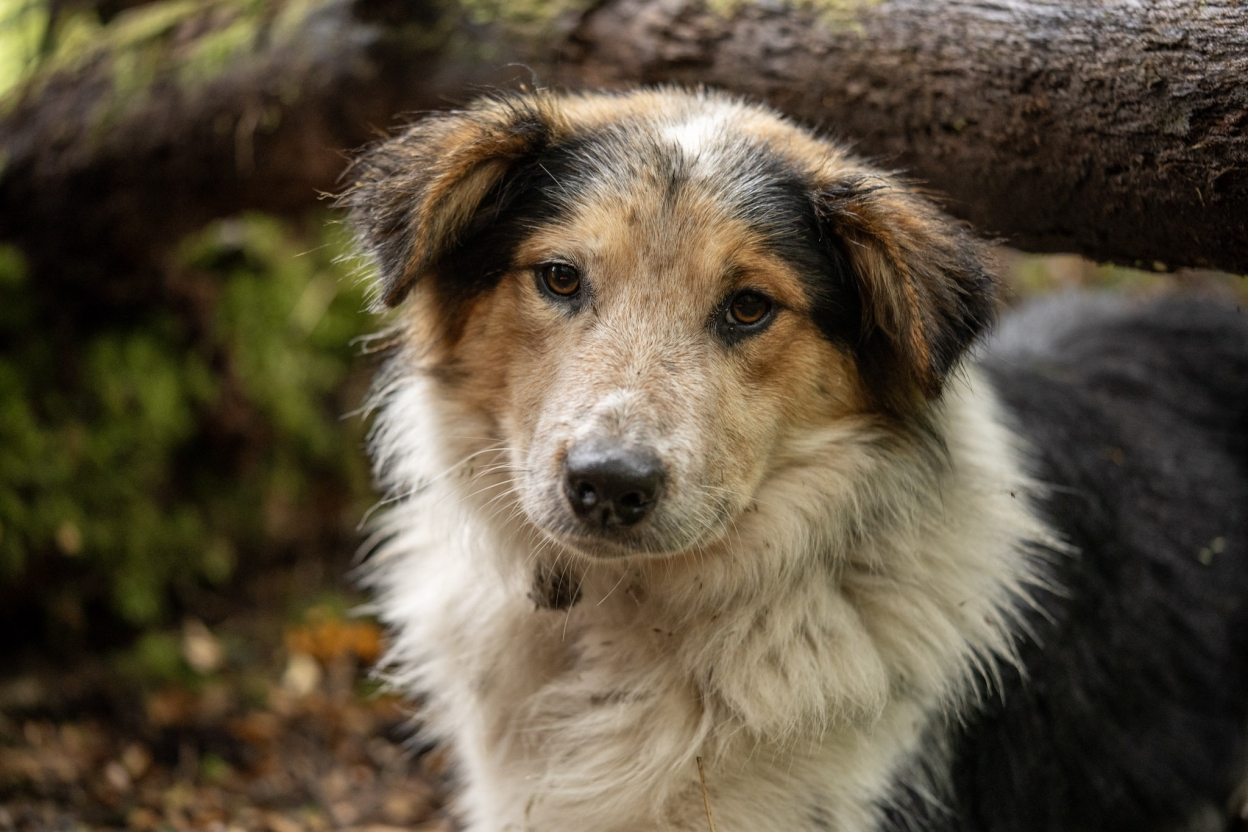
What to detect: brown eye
<box><xmin>727</xmin><ymin>291</ymin><xmax>772</xmax><ymax>326</ymax></box>
<box><xmin>538</xmin><ymin>263</ymin><xmax>581</xmax><ymax>297</ymax></box>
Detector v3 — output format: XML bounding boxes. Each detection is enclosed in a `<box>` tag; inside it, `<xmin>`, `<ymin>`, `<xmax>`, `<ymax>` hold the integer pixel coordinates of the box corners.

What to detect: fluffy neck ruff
<box><xmin>363</xmin><ymin>364</ymin><xmax>1052</xmax><ymax>830</ymax></box>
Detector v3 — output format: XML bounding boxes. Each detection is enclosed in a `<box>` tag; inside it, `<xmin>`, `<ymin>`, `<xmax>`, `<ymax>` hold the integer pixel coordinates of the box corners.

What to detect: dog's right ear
<box><xmin>812</xmin><ymin>175</ymin><xmax>1000</xmax><ymax>407</ymax></box>
<box><xmin>344</xmin><ymin>95</ymin><xmax>562</xmax><ymax>308</ymax></box>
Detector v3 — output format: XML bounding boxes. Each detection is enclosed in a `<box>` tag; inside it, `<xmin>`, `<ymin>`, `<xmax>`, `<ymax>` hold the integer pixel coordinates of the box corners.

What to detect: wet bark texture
<box><xmin>3</xmin><ymin>0</ymin><xmax>1246</xmax><ymax>282</ymax></box>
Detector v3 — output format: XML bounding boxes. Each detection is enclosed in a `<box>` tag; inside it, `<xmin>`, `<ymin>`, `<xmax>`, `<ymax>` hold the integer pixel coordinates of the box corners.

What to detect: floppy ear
<box><xmin>343</xmin><ymin>95</ymin><xmax>562</xmax><ymax>308</ymax></box>
<box><xmin>813</xmin><ymin>177</ymin><xmax>1000</xmax><ymax>403</ymax></box>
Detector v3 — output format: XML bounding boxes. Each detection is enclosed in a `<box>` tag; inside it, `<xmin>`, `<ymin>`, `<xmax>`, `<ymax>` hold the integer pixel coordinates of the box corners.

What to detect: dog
<box><xmin>344</xmin><ymin>88</ymin><xmax>1248</xmax><ymax>831</ymax></box>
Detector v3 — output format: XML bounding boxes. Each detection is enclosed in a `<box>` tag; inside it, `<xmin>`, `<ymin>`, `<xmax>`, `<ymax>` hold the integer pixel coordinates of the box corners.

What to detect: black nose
<box><xmin>563</xmin><ymin>440</ymin><xmax>666</xmax><ymax>528</ymax></box>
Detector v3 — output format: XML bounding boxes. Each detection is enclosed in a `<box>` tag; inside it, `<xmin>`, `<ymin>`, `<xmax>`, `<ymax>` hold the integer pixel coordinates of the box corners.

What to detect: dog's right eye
<box><xmin>537</xmin><ymin>263</ymin><xmax>581</xmax><ymax>299</ymax></box>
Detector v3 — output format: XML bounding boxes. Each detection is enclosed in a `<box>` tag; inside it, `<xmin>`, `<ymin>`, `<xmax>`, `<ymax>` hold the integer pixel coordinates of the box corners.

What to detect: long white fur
<box><xmin>363</xmin><ymin>353</ymin><xmax>1055</xmax><ymax>831</ymax></box>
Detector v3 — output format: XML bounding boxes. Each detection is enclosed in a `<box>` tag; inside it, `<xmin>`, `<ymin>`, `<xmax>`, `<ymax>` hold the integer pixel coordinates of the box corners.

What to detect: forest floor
<box><xmin>0</xmin><ymin>565</ymin><xmax>452</xmax><ymax>832</ymax></box>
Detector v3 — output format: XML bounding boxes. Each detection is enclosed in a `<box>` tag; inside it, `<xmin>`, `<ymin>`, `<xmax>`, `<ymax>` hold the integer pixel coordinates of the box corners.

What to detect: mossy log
<box><xmin>2</xmin><ymin>0</ymin><xmax>1246</xmax><ymax>280</ymax></box>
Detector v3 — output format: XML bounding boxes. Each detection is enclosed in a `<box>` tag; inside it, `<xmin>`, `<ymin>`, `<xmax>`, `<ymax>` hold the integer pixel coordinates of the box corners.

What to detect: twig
<box><xmin>696</xmin><ymin>756</ymin><xmax>718</xmax><ymax>832</ymax></box>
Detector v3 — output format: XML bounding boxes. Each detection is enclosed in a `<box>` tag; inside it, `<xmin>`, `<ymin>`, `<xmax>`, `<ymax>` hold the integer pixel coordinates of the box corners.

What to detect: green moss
<box><xmin>117</xmin><ymin>629</ymin><xmax>186</xmax><ymax>685</ymax></box>
<box><xmin>108</xmin><ymin>0</ymin><xmax>202</xmax><ymax>49</ymax></box>
<box><xmin>176</xmin><ymin>12</ymin><xmax>261</xmax><ymax>87</ymax></box>
<box><xmin>45</xmin><ymin>7</ymin><xmax>104</xmax><ymax>64</ymax></box>
<box><xmin>6</xmin><ymin>0</ymin><xmax>284</xmax><ymax>126</ymax></box>
<box><xmin>270</xmin><ymin>0</ymin><xmax>334</xmax><ymax>46</ymax></box>
<box><xmin>108</xmin><ymin>39</ymin><xmax>165</xmax><ymax>103</ymax></box>
<box><xmin>705</xmin><ymin>0</ymin><xmax>880</xmax><ymax>28</ymax></box>
<box><xmin>0</xmin><ymin>0</ymin><xmax>49</xmax><ymax>102</ymax></box>
<box><xmin>457</xmin><ymin>0</ymin><xmax>592</xmax><ymax>30</ymax></box>
<box><xmin>1003</xmin><ymin>251</ymin><xmax>1248</xmax><ymax>303</ymax></box>
<box><xmin>103</xmin><ymin>0</ymin><xmax>263</xmax><ymax>118</ymax></box>
<box><xmin>0</xmin><ymin>216</ymin><xmax>373</xmax><ymax>628</ymax></box>
<box><xmin>198</xmin><ymin>754</ymin><xmax>233</xmax><ymax>784</ymax></box>
<box><xmin>27</xmin><ymin>0</ymin><xmax>198</xmax><ymax>106</ymax></box>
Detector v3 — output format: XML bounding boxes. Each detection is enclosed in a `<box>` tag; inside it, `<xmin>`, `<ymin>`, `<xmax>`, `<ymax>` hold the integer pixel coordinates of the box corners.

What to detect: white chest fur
<box><xmin>364</xmin><ymin>368</ymin><xmax>1052</xmax><ymax>832</ymax></box>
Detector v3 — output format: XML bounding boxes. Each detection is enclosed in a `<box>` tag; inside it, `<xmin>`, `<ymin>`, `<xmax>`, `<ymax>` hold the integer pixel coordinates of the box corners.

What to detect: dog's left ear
<box><xmin>814</xmin><ymin>177</ymin><xmax>1000</xmax><ymax>402</ymax></box>
<box><xmin>344</xmin><ymin>95</ymin><xmax>561</xmax><ymax>308</ymax></box>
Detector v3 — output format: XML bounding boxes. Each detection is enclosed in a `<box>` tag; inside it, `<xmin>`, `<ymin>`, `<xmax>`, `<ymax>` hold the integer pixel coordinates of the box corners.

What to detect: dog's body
<box><xmin>346</xmin><ymin>90</ymin><xmax>1248</xmax><ymax>831</ymax></box>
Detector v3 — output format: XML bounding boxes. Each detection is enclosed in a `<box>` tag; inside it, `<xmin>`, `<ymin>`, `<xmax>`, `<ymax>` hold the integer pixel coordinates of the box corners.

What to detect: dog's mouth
<box><xmin>538</xmin><ymin>519</ymin><xmax>725</xmax><ymax>561</ymax></box>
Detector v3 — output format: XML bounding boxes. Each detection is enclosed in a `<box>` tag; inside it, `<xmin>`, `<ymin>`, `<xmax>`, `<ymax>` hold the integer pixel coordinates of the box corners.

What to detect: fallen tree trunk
<box><xmin>563</xmin><ymin>0</ymin><xmax>1248</xmax><ymax>275</ymax></box>
<box><xmin>0</xmin><ymin>0</ymin><xmax>481</xmax><ymax>291</ymax></box>
<box><xmin>2</xmin><ymin>0</ymin><xmax>1245</xmax><ymax>281</ymax></box>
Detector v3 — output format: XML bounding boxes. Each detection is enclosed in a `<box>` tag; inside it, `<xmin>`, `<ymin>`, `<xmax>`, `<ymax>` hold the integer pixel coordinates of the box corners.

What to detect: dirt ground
<box><xmin>0</xmin><ymin>579</ymin><xmax>453</xmax><ymax>832</ymax></box>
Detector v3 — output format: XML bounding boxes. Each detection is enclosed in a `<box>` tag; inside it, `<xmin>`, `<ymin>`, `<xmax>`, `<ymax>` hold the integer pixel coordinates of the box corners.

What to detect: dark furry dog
<box><xmin>344</xmin><ymin>88</ymin><xmax>1248</xmax><ymax>831</ymax></box>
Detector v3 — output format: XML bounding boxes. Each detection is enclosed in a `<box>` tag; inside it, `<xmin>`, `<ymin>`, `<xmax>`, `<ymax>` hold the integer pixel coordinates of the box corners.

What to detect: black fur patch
<box><xmin>426</xmin><ymin>136</ymin><xmax>600</xmax><ymax>341</ymax></box>
<box><xmin>812</xmin><ymin>176</ymin><xmax>1000</xmax><ymax>405</ymax></box>
<box><xmin>807</xmin><ymin>803</ymin><xmax>835</xmax><ymax>830</ymax></box>
<box><xmin>728</xmin><ymin>155</ymin><xmax>865</xmax><ymax>350</ymax></box>
<box><xmin>529</xmin><ymin>561</ymin><xmax>582</xmax><ymax>611</ymax></box>
<box><xmin>880</xmin><ymin>295</ymin><xmax>1248</xmax><ymax>832</ymax></box>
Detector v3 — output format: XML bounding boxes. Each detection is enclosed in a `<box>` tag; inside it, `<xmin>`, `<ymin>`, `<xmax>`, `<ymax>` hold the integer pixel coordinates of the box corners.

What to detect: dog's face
<box><xmin>348</xmin><ymin>90</ymin><xmax>996</xmax><ymax>560</ymax></box>
<box><xmin>449</xmin><ymin>139</ymin><xmax>871</xmax><ymax>558</ymax></box>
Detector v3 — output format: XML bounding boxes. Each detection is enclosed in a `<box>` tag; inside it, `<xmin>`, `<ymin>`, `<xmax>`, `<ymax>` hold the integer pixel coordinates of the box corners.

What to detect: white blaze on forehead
<box><xmin>661</xmin><ymin>113</ymin><xmax>728</xmax><ymax>161</ymax></box>
<box><xmin>654</xmin><ymin>108</ymin><xmax>778</xmax><ymax>217</ymax></box>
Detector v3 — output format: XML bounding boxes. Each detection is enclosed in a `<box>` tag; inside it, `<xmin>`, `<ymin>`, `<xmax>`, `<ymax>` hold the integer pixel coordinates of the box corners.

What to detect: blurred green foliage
<box><xmin>1002</xmin><ymin>249</ymin><xmax>1248</xmax><ymax>303</ymax></box>
<box><xmin>0</xmin><ymin>214</ymin><xmax>373</xmax><ymax>630</ymax></box>
<box><xmin>0</xmin><ymin>0</ymin><xmax>48</xmax><ymax>102</ymax></box>
<box><xmin>116</xmin><ymin>629</ymin><xmax>186</xmax><ymax>685</ymax></box>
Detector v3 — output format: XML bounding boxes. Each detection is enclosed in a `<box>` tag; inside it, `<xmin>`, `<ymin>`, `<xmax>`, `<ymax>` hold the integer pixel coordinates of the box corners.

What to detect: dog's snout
<box><xmin>563</xmin><ymin>440</ymin><xmax>666</xmax><ymax>528</ymax></box>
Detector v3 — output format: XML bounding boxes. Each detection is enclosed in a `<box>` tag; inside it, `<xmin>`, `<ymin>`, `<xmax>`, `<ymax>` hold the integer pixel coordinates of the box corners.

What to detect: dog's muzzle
<box><xmin>562</xmin><ymin>439</ymin><xmax>666</xmax><ymax>529</ymax></box>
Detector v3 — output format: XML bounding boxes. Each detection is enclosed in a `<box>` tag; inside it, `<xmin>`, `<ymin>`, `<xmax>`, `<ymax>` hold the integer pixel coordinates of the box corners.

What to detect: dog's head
<box><xmin>347</xmin><ymin>89</ymin><xmax>998</xmax><ymax>560</ymax></box>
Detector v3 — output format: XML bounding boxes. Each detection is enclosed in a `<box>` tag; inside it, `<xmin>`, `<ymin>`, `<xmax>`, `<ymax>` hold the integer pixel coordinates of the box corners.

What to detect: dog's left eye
<box><xmin>715</xmin><ymin>289</ymin><xmax>776</xmax><ymax>343</ymax></box>
<box><xmin>537</xmin><ymin>263</ymin><xmax>581</xmax><ymax>298</ymax></box>
<box><xmin>727</xmin><ymin>291</ymin><xmax>772</xmax><ymax>326</ymax></box>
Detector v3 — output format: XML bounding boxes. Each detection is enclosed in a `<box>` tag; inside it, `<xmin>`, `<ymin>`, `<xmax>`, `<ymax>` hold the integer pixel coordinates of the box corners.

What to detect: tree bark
<box><xmin>561</xmin><ymin>0</ymin><xmax>1248</xmax><ymax>275</ymax></box>
<box><xmin>2</xmin><ymin>0</ymin><xmax>1246</xmax><ymax>282</ymax></box>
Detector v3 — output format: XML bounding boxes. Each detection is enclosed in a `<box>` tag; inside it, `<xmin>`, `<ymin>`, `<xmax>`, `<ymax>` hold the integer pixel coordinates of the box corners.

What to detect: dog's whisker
<box><xmin>595</xmin><ymin>567</ymin><xmax>631</xmax><ymax>607</ymax></box>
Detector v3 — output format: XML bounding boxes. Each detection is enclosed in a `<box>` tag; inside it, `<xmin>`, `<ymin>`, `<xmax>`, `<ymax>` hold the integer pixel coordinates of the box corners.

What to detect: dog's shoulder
<box><xmin>883</xmin><ymin>293</ymin><xmax>1248</xmax><ymax>831</ymax></box>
